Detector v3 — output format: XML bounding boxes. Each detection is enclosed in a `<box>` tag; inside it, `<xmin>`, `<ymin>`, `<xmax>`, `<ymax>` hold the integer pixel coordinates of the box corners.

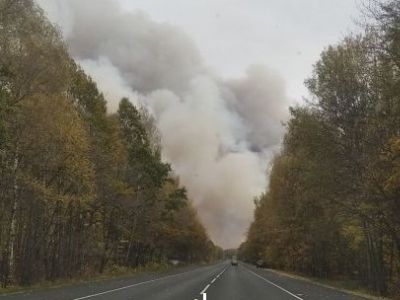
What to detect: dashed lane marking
<box><xmin>71</xmin><ymin>265</ymin><xmax>221</xmax><ymax>300</ymax></box>
<box><xmin>198</xmin><ymin>265</ymin><xmax>228</xmax><ymax>298</ymax></box>
<box><xmin>200</xmin><ymin>284</ymin><xmax>211</xmax><ymax>294</ymax></box>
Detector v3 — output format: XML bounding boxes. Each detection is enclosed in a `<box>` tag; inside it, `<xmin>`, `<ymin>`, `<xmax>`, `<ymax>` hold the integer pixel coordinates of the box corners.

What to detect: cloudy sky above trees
<box><xmin>36</xmin><ymin>0</ymin><xmax>359</xmax><ymax>248</ymax></box>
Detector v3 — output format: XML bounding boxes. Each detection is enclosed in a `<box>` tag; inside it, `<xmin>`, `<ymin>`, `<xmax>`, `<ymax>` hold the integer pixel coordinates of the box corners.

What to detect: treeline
<box><xmin>0</xmin><ymin>0</ymin><xmax>221</xmax><ymax>288</ymax></box>
<box><xmin>240</xmin><ymin>1</ymin><xmax>400</xmax><ymax>297</ymax></box>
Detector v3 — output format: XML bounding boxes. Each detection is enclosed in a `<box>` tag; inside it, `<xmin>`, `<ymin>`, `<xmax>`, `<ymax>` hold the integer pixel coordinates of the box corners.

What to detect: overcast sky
<box><xmin>117</xmin><ymin>0</ymin><xmax>360</xmax><ymax>102</ymax></box>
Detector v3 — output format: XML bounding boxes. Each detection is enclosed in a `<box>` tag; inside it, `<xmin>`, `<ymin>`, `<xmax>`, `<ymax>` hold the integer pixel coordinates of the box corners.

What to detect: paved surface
<box><xmin>0</xmin><ymin>262</ymin><xmax>368</xmax><ymax>300</ymax></box>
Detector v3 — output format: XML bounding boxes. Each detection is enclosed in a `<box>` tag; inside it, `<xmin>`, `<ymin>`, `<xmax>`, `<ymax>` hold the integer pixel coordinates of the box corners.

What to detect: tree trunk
<box><xmin>7</xmin><ymin>150</ymin><xmax>19</xmax><ymax>286</ymax></box>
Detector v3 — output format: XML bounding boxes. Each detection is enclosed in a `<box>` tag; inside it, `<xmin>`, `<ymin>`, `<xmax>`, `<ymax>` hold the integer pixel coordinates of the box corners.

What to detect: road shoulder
<box><xmin>0</xmin><ymin>262</ymin><xmax>215</xmax><ymax>298</ymax></box>
<box><xmin>247</xmin><ymin>265</ymin><xmax>388</xmax><ymax>300</ymax></box>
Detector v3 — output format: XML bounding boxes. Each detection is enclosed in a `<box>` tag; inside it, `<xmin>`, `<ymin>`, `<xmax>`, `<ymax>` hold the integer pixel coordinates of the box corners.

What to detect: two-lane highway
<box><xmin>0</xmin><ymin>262</ymin><xmax>368</xmax><ymax>300</ymax></box>
<box><xmin>206</xmin><ymin>264</ymin><xmax>366</xmax><ymax>300</ymax></box>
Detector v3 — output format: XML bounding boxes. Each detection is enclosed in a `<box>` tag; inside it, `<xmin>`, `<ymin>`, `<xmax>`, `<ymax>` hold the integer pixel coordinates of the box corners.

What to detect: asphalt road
<box><xmin>0</xmin><ymin>262</ymin><xmax>368</xmax><ymax>300</ymax></box>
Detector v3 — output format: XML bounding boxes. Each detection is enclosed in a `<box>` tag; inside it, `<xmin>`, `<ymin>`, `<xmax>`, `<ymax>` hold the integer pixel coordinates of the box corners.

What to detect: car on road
<box><xmin>231</xmin><ymin>256</ymin><xmax>238</xmax><ymax>266</ymax></box>
<box><xmin>256</xmin><ymin>259</ymin><xmax>266</xmax><ymax>268</ymax></box>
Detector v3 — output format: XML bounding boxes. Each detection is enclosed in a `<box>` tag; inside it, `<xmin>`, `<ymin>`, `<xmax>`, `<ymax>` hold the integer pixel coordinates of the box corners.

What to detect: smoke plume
<box><xmin>37</xmin><ymin>0</ymin><xmax>288</xmax><ymax>248</ymax></box>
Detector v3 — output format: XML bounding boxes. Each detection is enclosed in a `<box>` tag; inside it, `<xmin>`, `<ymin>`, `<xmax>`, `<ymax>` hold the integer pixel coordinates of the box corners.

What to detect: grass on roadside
<box><xmin>266</xmin><ymin>268</ymin><xmax>389</xmax><ymax>300</ymax></box>
<box><xmin>0</xmin><ymin>262</ymin><xmax>172</xmax><ymax>296</ymax></box>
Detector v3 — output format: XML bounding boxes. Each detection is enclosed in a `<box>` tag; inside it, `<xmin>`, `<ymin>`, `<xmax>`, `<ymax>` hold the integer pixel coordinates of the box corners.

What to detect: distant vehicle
<box><xmin>231</xmin><ymin>256</ymin><xmax>238</xmax><ymax>266</ymax></box>
<box><xmin>256</xmin><ymin>259</ymin><xmax>266</xmax><ymax>268</ymax></box>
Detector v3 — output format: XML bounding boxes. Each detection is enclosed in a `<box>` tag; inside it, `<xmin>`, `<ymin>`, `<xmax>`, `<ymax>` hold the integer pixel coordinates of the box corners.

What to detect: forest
<box><xmin>0</xmin><ymin>0</ymin><xmax>221</xmax><ymax>288</ymax></box>
<box><xmin>240</xmin><ymin>1</ymin><xmax>400</xmax><ymax>297</ymax></box>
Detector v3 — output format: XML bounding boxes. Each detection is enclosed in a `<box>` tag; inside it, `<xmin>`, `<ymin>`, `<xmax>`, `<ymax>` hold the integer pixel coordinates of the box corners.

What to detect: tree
<box><xmin>0</xmin><ymin>0</ymin><xmax>217</xmax><ymax>288</ymax></box>
<box><xmin>242</xmin><ymin>3</ymin><xmax>400</xmax><ymax>295</ymax></box>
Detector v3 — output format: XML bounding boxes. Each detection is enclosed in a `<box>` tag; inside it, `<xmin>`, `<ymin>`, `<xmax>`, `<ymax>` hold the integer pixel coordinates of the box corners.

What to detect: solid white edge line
<box><xmin>71</xmin><ymin>265</ymin><xmax>218</xmax><ymax>300</ymax></box>
<box><xmin>244</xmin><ymin>267</ymin><xmax>304</xmax><ymax>300</ymax></box>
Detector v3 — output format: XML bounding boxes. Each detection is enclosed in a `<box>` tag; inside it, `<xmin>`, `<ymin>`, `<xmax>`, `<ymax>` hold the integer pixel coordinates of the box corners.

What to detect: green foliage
<box><xmin>118</xmin><ymin>98</ymin><xmax>171</xmax><ymax>189</ymax></box>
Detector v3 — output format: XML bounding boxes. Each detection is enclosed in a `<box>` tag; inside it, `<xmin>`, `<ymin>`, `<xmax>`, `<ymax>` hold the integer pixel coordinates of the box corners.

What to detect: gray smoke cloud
<box><xmin>37</xmin><ymin>0</ymin><xmax>288</xmax><ymax>248</ymax></box>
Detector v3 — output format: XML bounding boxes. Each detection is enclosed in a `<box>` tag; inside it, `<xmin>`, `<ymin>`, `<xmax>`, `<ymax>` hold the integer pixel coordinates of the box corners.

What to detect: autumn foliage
<box><xmin>0</xmin><ymin>0</ymin><xmax>220</xmax><ymax>288</ymax></box>
<box><xmin>240</xmin><ymin>1</ymin><xmax>400</xmax><ymax>297</ymax></box>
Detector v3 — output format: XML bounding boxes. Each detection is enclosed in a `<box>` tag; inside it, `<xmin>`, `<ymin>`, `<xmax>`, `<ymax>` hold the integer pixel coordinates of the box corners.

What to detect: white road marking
<box><xmin>200</xmin><ymin>284</ymin><xmax>210</xmax><ymax>294</ymax></box>
<box><xmin>198</xmin><ymin>265</ymin><xmax>228</xmax><ymax>296</ymax></box>
<box><xmin>244</xmin><ymin>267</ymin><xmax>304</xmax><ymax>300</ymax></box>
<box><xmin>71</xmin><ymin>266</ymin><xmax>218</xmax><ymax>300</ymax></box>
